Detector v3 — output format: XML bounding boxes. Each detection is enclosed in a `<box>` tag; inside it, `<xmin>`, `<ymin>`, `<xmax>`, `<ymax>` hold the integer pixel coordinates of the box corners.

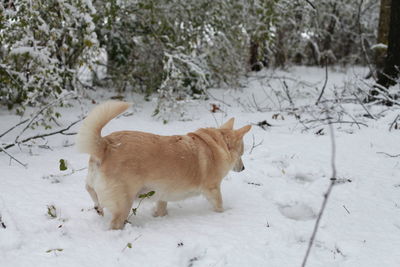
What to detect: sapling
<box><xmin>47</xmin><ymin>205</ymin><xmax>57</xmax><ymax>219</ymax></box>
<box><xmin>59</xmin><ymin>159</ymin><xmax>68</xmax><ymax>171</ymax></box>
<box><xmin>126</xmin><ymin>191</ymin><xmax>155</xmax><ymax>223</ymax></box>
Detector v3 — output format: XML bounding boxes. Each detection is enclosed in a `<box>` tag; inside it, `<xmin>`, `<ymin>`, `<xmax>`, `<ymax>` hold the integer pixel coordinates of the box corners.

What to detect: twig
<box><xmin>3</xmin><ymin>119</ymin><xmax>82</xmax><ymax>150</ymax></box>
<box><xmin>352</xmin><ymin>93</ymin><xmax>376</xmax><ymax>119</ymax></box>
<box><xmin>365</xmin><ymin>81</ymin><xmax>400</xmax><ymax>106</ymax></box>
<box><xmin>281</xmin><ymin>80</ymin><xmax>294</xmax><ymax>106</ymax></box>
<box><xmin>342</xmin><ymin>205</ymin><xmax>350</xmax><ymax>214</ymax></box>
<box><xmin>0</xmin><ymin>119</ymin><xmax>29</xmax><ymax>139</ymax></box>
<box><xmin>338</xmin><ymin>105</ymin><xmax>364</xmax><ymax>129</ymax></box>
<box><xmin>303</xmin><ymin>119</ymin><xmax>368</xmax><ymax>129</ymax></box>
<box><xmin>376</xmin><ymin>152</ymin><xmax>400</xmax><ymax>158</ymax></box>
<box><xmin>121</xmin><ymin>235</ymin><xmax>142</xmax><ymax>252</ymax></box>
<box><xmin>249</xmin><ymin>134</ymin><xmax>264</xmax><ymax>154</ymax></box>
<box><xmin>251</xmin><ymin>93</ymin><xmax>268</xmax><ymax>112</ymax></box>
<box><xmin>315</xmin><ymin>61</ymin><xmax>329</xmax><ymax>105</ymax></box>
<box><xmin>0</xmin><ymin>215</ymin><xmax>6</xmax><ymax>229</ymax></box>
<box><xmin>389</xmin><ymin>114</ymin><xmax>400</xmax><ymax>131</ymax></box>
<box><xmin>0</xmin><ymin>145</ymin><xmax>28</xmax><ymax>168</ymax></box>
<box><xmin>42</xmin><ymin>167</ymin><xmax>87</xmax><ymax>180</ymax></box>
<box><xmin>14</xmin><ymin>93</ymin><xmax>75</xmax><ymax>143</ymax></box>
<box><xmin>301</xmin><ymin>110</ymin><xmax>337</xmax><ymax>267</ymax></box>
<box><xmin>304</xmin><ymin>0</ymin><xmax>316</xmax><ymax>10</ymax></box>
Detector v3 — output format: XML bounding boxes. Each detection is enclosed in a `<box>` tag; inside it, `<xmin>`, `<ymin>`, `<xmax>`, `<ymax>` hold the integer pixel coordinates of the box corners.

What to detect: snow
<box><xmin>1</xmin><ymin>67</ymin><xmax>400</xmax><ymax>267</ymax></box>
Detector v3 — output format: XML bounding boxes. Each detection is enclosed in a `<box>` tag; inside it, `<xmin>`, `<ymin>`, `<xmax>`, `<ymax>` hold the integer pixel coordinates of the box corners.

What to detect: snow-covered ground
<box><xmin>1</xmin><ymin>67</ymin><xmax>399</xmax><ymax>267</ymax></box>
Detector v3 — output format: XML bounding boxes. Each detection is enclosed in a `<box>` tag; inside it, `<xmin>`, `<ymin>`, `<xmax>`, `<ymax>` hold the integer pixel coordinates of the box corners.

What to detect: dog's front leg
<box><xmin>203</xmin><ymin>186</ymin><xmax>223</xmax><ymax>212</ymax></box>
<box><xmin>153</xmin><ymin>201</ymin><xmax>168</xmax><ymax>217</ymax></box>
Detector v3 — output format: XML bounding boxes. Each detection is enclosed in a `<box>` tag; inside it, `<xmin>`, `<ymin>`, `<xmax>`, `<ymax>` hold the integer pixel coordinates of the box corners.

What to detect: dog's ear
<box><xmin>236</xmin><ymin>125</ymin><xmax>251</xmax><ymax>137</ymax></box>
<box><xmin>220</xmin><ymin>118</ymin><xmax>234</xmax><ymax>129</ymax></box>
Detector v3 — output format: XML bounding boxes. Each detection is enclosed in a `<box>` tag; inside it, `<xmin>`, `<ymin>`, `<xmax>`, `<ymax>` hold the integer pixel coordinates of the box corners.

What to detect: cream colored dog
<box><xmin>77</xmin><ymin>101</ymin><xmax>251</xmax><ymax>229</ymax></box>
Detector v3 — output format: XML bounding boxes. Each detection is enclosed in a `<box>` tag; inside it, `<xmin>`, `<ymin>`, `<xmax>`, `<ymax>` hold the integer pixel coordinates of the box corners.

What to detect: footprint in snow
<box><xmin>293</xmin><ymin>172</ymin><xmax>316</xmax><ymax>184</ymax></box>
<box><xmin>278</xmin><ymin>202</ymin><xmax>316</xmax><ymax>221</ymax></box>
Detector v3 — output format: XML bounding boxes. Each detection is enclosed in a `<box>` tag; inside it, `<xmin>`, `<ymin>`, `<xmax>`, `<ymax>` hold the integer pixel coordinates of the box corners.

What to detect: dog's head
<box><xmin>220</xmin><ymin>118</ymin><xmax>251</xmax><ymax>172</ymax></box>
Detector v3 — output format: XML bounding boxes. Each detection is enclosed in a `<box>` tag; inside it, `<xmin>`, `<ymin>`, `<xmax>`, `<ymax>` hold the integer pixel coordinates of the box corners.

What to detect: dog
<box><xmin>76</xmin><ymin>101</ymin><xmax>251</xmax><ymax>229</ymax></box>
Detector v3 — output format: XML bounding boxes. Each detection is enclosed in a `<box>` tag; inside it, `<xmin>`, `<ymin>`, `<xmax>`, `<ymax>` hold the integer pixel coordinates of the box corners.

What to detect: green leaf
<box><xmin>47</xmin><ymin>205</ymin><xmax>57</xmax><ymax>218</ymax></box>
<box><xmin>59</xmin><ymin>159</ymin><xmax>67</xmax><ymax>171</ymax></box>
<box><xmin>132</xmin><ymin>208</ymin><xmax>137</xmax><ymax>216</ymax></box>
<box><xmin>138</xmin><ymin>191</ymin><xmax>155</xmax><ymax>199</ymax></box>
<box><xmin>127</xmin><ymin>243</ymin><xmax>132</xmax><ymax>248</ymax></box>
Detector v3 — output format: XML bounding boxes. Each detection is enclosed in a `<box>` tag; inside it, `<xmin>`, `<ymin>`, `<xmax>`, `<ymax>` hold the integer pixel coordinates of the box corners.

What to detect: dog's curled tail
<box><xmin>76</xmin><ymin>101</ymin><xmax>131</xmax><ymax>159</ymax></box>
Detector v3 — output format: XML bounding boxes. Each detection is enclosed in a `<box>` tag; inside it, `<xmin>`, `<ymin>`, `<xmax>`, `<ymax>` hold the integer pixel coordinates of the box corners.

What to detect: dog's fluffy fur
<box><xmin>77</xmin><ymin>101</ymin><xmax>251</xmax><ymax>229</ymax></box>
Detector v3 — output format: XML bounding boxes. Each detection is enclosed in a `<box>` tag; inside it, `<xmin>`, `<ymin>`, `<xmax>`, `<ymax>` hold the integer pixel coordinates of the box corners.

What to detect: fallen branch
<box><xmin>301</xmin><ymin>110</ymin><xmax>337</xmax><ymax>267</ymax></box>
<box><xmin>0</xmin><ymin>145</ymin><xmax>28</xmax><ymax>168</ymax></box>
<box><xmin>389</xmin><ymin>114</ymin><xmax>400</xmax><ymax>131</ymax></box>
<box><xmin>281</xmin><ymin>80</ymin><xmax>294</xmax><ymax>106</ymax></box>
<box><xmin>42</xmin><ymin>167</ymin><xmax>87</xmax><ymax>182</ymax></box>
<box><xmin>303</xmin><ymin>119</ymin><xmax>368</xmax><ymax>129</ymax></box>
<box><xmin>253</xmin><ymin>120</ymin><xmax>273</xmax><ymax>130</ymax></box>
<box><xmin>2</xmin><ymin>119</ymin><xmax>82</xmax><ymax>150</ymax></box>
<box><xmin>0</xmin><ymin>119</ymin><xmax>29</xmax><ymax>139</ymax></box>
<box><xmin>14</xmin><ymin>93</ymin><xmax>75</xmax><ymax>143</ymax></box>
<box><xmin>0</xmin><ymin>215</ymin><xmax>6</xmax><ymax>229</ymax></box>
<box><xmin>376</xmin><ymin>152</ymin><xmax>400</xmax><ymax>158</ymax></box>
<box><xmin>342</xmin><ymin>205</ymin><xmax>350</xmax><ymax>214</ymax></box>
<box><xmin>352</xmin><ymin>93</ymin><xmax>376</xmax><ymax>120</ymax></box>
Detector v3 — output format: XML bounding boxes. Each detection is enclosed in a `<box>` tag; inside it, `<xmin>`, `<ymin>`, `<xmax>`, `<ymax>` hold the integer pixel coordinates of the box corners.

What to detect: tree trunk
<box><xmin>377</xmin><ymin>0</ymin><xmax>400</xmax><ymax>88</ymax></box>
<box><xmin>377</xmin><ymin>0</ymin><xmax>391</xmax><ymax>45</ymax></box>
<box><xmin>373</xmin><ymin>0</ymin><xmax>391</xmax><ymax>73</ymax></box>
<box><xmin>249</xmin><ymin>39</ymin><xmax>262</xmax><ymax>72</ymax></box>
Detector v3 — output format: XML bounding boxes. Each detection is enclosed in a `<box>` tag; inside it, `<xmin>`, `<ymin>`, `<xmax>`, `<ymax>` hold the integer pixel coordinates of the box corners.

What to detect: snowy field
<box><xmin>1</xmin><ymin>67</ymin><xmax>399</xmax><ymax>267</ymax></box>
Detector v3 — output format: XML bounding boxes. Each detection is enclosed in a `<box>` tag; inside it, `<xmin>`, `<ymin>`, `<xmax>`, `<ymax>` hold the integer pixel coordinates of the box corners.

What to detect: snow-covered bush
<box><xmin>0</xmin><ymin>0</ymin><xmax>99</xmax><ymax>113</ymax></box>
<box><xmin>272</xmin><ymin>0</ymin><xmax>379</xmax><ymax>66</ymax></box>
<box><xmin>91</xmin><ymin>0</ymin><xmax>277</xmax><ymax>118</ymax></box>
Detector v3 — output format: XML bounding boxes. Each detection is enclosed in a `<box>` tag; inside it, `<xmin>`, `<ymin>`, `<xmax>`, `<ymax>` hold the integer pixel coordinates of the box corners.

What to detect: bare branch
<box><xmin>249</xmin><ymin>134</ymin><xmax>264</xmax><ymax>154</ymax></box>
<box><xmin>315</xmin><ymin>61</ymin><xmax>329</xmax><ymax>105</ymax></box>
<box><xmin>0</xmin><ymin>215</ymin><xmax>6</xmax><ymax>229</ymax></box>
<box><xmin>3</xmin><ymin>119</ymin><xmax>82</xmax><ymax>150</ymax></box>
<box><xmin>301</xmin><ymin>109</ymin><xmax>337</xmax><ymax>267</ymax></box>
<box><xmin>352</xmin><ymin>93</ymin><xmax>376</xmax><ymax>120</ymax></box>
<box><xmin>304</xmin><ymin>0</ymin><xmax>316</xmax><ymax>10</ymax></box>
<box><xmin>342</xmin><ymin>205</ymin><xmax>350</xmax><ymax>214</ymax></box>
<box><xmin>281</xmin><ymin>80</ymin><xmax>294</xmax><ymax>106</ymax></box>
<box><xmin>0</xmin><ymin>145</ymin><xmax>28</xmax><ymax>168</ymax></box>
<box><xmin>14</xmin><ymin>94</ymin><xmax>75</xmax><ymax>143</ymax></box>
<box><xmin>0</xmin><ymin>119</ymin><xmax>29</xmax><ymax>139</ymax></box>
<box><xmin>376</xmin><ymin>152</ymin><xmax>400</xmax><ymax>158</ymax></box>
<box><xmin>389</xmin><ymin>114</ymin><xmax>400</xmax><ymax>131</ymax></box>
<box><xmin>42</xmin><ymin>167</ymin><xmax>87</xmax><ymax>182</ymax></box>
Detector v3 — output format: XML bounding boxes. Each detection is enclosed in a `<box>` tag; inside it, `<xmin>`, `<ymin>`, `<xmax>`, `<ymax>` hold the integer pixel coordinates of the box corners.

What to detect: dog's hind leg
<box><xmin>106</xmin><ymin>193</ymin><xmax>133</xmax><ymax>230</ymax></box>
<box><xmin>203</xmin><ymin>185</ymin><xmax>224</xmax><ymax>213</ymax></box>
<box><xmin>109</xmin><ymin>198</ymin><xmax>133</xmax><ymax>230</ymax></box>
<box><xmin>102</xmin><ymin>185</ymin><xmax>136</xmax><ymax>230</ymax></box>
<box><xmin>86</xmin><ymin>184</ymin><xmax>104</xmax><ymax>216</ymax></box>
<box><xmin>153</xmin><ymin>201</ymin><xmax>168</xmax><ymax>217</ymax></box>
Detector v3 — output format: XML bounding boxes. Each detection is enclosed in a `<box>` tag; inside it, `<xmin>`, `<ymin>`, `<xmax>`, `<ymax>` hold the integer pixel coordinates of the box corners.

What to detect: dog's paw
<box><xmin>152</xmin><ymin>210</ymin><xmax>168</xmax><ymax>217</ymax></box>
<box><xmin>213</xmin><ymin>207</ymin><xmax>224</xmax><ymax>213</ymax></box>
<box><xmin>94</xmin><ymin>206</ymin><xmax>104</xmax><ymax>216</ymax></box>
